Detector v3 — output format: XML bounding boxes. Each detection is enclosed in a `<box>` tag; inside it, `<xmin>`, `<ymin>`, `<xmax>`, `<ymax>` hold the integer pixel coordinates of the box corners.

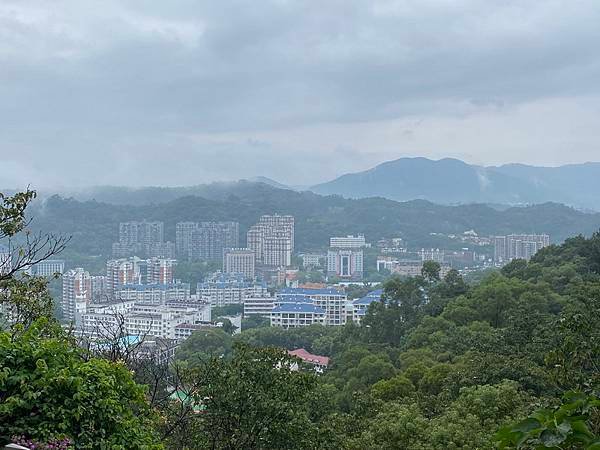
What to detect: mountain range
<box><xmin>310</xmin><ymin>157</ymin><xmax>600</xmax><ymax>211</ymax></box>
<box><xmin>24</xmin><ymin>181</ymin><xmax>600</xmax><ymax>273</ymax></box>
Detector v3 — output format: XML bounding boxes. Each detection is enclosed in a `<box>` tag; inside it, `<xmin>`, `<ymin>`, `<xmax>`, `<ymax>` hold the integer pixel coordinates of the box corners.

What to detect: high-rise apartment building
<box><xmin>494</xmin><ymin>234</ymin><xmax>550</xmax><ymax>262</ymax></box>
<box><xmin>247</xmin><ymin>215</ymin><xmax>294</xmax><ymax>267</ymax></box>
<box><xmin>327</xmin><ymin>249</ymin><xmax>364</xmax><ymax>280</ymax></box>
<box><xmin>62</xmin><ymin>268</ymin><xmax>92</xmax><ymax>322</ymax></box>
<box><xmin>106</xmin><ymin>257</ymin><xmax>143</xmax><ymax>298</ymax></box>
<box><xmin>146</xmin><ymin>258</ymin><xmax>175</xmax><ymax>284</ymax></box>
<box><xmin>223</xmin><ymin>248</ymin><xmax>255</xmax><ymax>279</ymax></box>
<box><xmin>176</xmin><ymin>222</ymin><xmax>198</xmax><ymax>257</ymax></box>
<box><xmin>113</xmin><ymin>221</ymin><xmax>167</xmax><ymax>257</ymax></box>
<box><xmin>91</xmin><ymin>275</ymin><xmax>107</xmax><ymax>303</ymax></box>
<box><xmin>188</xmin><ymin>222</ymin><xmax>239</xmax><ymax>261</ymax></box>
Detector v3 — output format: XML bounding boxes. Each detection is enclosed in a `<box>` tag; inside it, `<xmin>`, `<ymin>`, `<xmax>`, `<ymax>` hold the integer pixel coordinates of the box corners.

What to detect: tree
<box><xmin>496</xmin><ymin>391</ymin><xmax>600</xmax><ymax>449</ymax></box>
<box><xmin>0</xmin><ymin>319</ymin><xmax>161</xmax><ymax>448</ymax></box>
<box><xmin>422</xmin><ymin>260</ymin><xmax>441</xmax><ymax>281</ymax></box>
<box><xmin>175</xmin><ymin>328</ymin><xmax>233</xmax><ymax>363</ymax></box>
<box><xmin>0</xmin><ymin>190</ymin><xmax>68</xmax><ymax>283</ymax></box>
<box><xmin>166</xmin><ymin>344</ymin><xmax>333</xmax><ymax>450</ymax></box>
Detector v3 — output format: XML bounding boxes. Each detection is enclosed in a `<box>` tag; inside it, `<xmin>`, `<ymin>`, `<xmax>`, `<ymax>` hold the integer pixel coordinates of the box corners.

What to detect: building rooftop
<box><xmin>279</xmin><ymin>287</ymin><xmax>344</xmax><ymax>296</ymax></box>
<box><xmin>288</xmin><ymin>348</ymin><xmax>330</xmax><ymax>366</ymax></box>
<box><xmin>353</xmin><ymin>289</ymin><xmax>384</xmax><ymax>306</ymax></box>
<box><xmin>272</xmin><ymin>303</ymin><xmax>326</xmax><ymax>314</ymax></box>
<box><xmin>276</xmin><ymin>294</ymin><xmax>312</xmax><ymax>303</ymax></box>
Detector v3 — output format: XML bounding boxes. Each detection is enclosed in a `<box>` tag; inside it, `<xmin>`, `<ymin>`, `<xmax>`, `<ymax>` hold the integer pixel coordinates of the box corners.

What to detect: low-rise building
<box><xmin>270</xmin><ymin>303</ymin><xmax>326</xmax><ymax>328</ymax></box>
<box><xmin>351</xmin><ymin>289</ymin><xmax>383</xmax><ymax>323</ymax></box>
<box><xmin>288</xmin><ymin>348</ymin><xmax>330</xmax><ymax>373</ymax></box>
<box><xmin>115</xmin><ymin>282</ymin><xmax>190</xmax><ymax>304</ymax></box>
<box><xmin>276</xmin><ymin>287</ymin><xmax>348</xmax><ymax>326</ymax></box>
<box><xmin>243</xmin><ymin>296</ymin><xmax>275</xmax><ymax>316</ymax></box>
<box><xmin>79</xmin><ymin>301</ymin><xmax>210</xmax><ymax>341</ymax></box>
<box><xmin>197</xmin><ymin>272</ymin><xmax>267</xmax><ymax>307</ymax></box>
<box><xmin>27</xmin><ymin>259</ymin><xmax>65</xmax><ymax>277</ymax></box>
<box><xmin>376</xmin><ymin>258</ymin><xmax>451</xmax><ymax>278</ymax></box>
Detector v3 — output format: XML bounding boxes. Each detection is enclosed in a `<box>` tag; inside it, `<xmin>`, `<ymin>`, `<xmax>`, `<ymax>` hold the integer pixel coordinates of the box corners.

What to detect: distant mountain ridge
<box><xmin>310</xmin><ymin>157</ymin><xmax>600</xmax><ymax>210</ymax></box>
<box><xmin>28</xmin><ymin>182</ymin><xmax>600</xmax><ymax>265</ymax></box>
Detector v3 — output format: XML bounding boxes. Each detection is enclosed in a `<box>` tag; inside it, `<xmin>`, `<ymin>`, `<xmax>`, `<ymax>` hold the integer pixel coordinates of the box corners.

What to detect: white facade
<box><xmin>247</xmin><ymin>215</ymin><xmax>294</xmax><ymax>267</ymax></box>
<box><xmin>327</xmin><ymin>249</ymin><xmax>363</xmax><ymax>280</ymax></box>
<box><xmin>115</xmin><ymin>283</ymin><xmax>190</xmax><ymax>304</ymax></box>
<box><xmin>80</xmin><ymin>301</ymin><xmax>211</xmax><ymax>341</ymax></box>
<box><xmin>270</xmin><ymin>303</ymin><xmax>327</xmax><ymax>328</ymax></box>
<box><xmin>329</xmin><ymin>234</ymin><xmax>368</xmax><ymax>248</ymax></box>
<box><xmin>376</xmin><ymin>258</ymin><xmax>451</xmax><ymax>278</ymax></box>
<box><xmin>419</xmin><ymin>249</ymin><xmax>445</xmax><ymax>263</ymax></box>
<box><xmin>197</xmin><ymin>274</ymin><xmax>268</xmax><ymax>307</ymax></box>
<box><xmin>62</xmin><ymin>268</ymin><xmax>92</xmax><ymax>322</ymax></box>
<box><xmin>223</xmin><ymin>248</ymin><xmax>255</xmax><ymax>279</ymax></box>
<box><xmin>276</xmin><ymin>288</ymin><xmax>348</xmax><ymax>326</ymax></box>
<box><xmin>27</xmin><ymin>259</ymin><xmax>65</xmax><ymax>277</ymax></box>
<box><xmin>300</xmin><ymin>253</ymin><xmax>324</xmax><ymax>268</ymax></box>
<box><xmin>243</xmin><ymin>296</ymin><xmax>275</xmax><ymax>316</ymax></box>
<box><xmin>494</xmin><ymin>234</ymin><xmax>550</xmax><ymax>262</ymax></box>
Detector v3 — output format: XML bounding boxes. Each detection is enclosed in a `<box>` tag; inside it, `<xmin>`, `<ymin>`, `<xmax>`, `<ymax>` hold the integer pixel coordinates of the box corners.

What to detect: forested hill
<box><xmin>27</xmin><ymin>182</ymin><xmax>600</xmax><ymax>259</ymax></box>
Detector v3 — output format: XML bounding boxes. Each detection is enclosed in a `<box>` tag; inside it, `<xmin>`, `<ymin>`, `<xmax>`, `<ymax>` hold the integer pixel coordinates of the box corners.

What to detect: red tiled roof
<box><xmin>288</xmin><ymin>348</ymin><xmax>330</xmax><ymax>366</ymax></box>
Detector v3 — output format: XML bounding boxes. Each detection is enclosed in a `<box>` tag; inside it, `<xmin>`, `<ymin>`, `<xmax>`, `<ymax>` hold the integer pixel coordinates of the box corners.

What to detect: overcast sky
<box><xmin>1</xmin><ymin>0</ymin><xmax>600</xmax><ymax>188</ymax></box>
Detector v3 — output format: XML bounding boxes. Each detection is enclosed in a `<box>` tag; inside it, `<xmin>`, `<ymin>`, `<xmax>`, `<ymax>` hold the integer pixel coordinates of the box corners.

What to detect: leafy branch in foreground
<box><xmin>496</xmin><ymin>391</ymin><xmax>600</xmax><ymax>449</ymax></box>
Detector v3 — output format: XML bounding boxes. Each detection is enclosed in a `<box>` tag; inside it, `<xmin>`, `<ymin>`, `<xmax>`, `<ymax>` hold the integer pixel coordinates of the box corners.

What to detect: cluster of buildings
<box><xmin>60</xmin><ymin>255</ymin><xmax>214</xmax><ymax>344</ymax></box>
<box><xmin>242</xmin><ymin>286</ymin><xmax>384</xmax><ymax>329</ymax></box>
<box><xmin>22</xmin><ymin>213</ymin><xmax>553</xmax><ymax>364</ymax></box>
<box><xmin>493</xmin><ymin>234</ymin><xmax>550</xmax><ymax>263</ymax></box>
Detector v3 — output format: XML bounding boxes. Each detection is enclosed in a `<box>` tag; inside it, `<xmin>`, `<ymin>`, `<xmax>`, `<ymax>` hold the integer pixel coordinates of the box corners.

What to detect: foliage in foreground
<box><xmin>0</xmin><ymin>320</ymin><xmax>161</xmax><ymax>449</ymax></box>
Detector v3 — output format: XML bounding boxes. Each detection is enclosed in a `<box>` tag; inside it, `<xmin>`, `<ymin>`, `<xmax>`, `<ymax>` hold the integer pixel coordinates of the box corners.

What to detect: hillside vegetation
<box><xmin>28</xmin><ymin>182</ymin><xmax>600</xmax><ymax>265</ymax></box>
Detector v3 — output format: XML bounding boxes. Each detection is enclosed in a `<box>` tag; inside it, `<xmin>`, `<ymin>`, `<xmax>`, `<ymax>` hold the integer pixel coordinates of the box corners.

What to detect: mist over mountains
<box><xmin>310</xmin><ymin>157</ymin><xmax>600</xmax><ymax>211</ymax></box>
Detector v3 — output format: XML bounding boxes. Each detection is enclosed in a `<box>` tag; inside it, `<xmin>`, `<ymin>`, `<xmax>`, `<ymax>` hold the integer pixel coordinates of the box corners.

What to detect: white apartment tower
<box><xmin>62</xmin><ymin>268</ymin><xmax>92</xmax><ymax>322</ymax></box>
<box><xmin>223</xmin><ymin>248</ymin><xmax>255</xmax><ymax>279</ymax></box>
<box><xmin>247</xmin><ymin>215</ymin><xmax>294</xmax><ymax>267</ymax></box>
<box><xmin>106</xmin><ymin>257</ymin><xmax>143</xmax><ymax>298</ymax></box>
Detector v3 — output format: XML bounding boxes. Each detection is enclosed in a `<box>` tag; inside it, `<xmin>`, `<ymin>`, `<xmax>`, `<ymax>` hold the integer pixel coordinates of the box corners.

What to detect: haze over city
<box><xmin>2</xmin><ymin>0</ymin><xmax>600</xmax><ymax>188</ymax></box>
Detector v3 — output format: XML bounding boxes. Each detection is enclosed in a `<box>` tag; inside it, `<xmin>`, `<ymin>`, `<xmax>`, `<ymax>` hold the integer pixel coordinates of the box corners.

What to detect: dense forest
<box><xmin>26</xmin><ymin>182</ymin><xmax>600</xmax><ymax>268</ymax></box>
<box><xmin>172</xmin><ymin>234</ymin><xmax>600</xmax><ymax>448</ymax></box>
<box><xmin>1</xmin><ymin>190</ymin><xmax>599</xmax><ymax>449</ymax></box>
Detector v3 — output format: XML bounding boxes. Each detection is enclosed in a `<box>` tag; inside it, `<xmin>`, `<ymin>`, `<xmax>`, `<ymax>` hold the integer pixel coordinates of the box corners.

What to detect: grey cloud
<box><xmin>0</xmin><ymin>0</ymin><xmax>600</xmax><ymax>188</ymax></box>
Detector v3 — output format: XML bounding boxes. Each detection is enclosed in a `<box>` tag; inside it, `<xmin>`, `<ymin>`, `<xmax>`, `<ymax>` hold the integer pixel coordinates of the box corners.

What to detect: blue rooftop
<box><xmin>353</xmin><ymin>289</ymin><xmax>384</xmax><ymax>306</ymax></box>
<box><xmin>279</xmin><ymin>287</ymin><xmax>344</xmax><ymax>296</ymax></box>
<box><xmin>272</xmin><ymin>303</ymin><xmax>326</xmax><ymax>314</ymax></box>
<box><xmin>276</xmin><ymin>294</ymin><xmax>313</xmax><ymax>303</ymax></box>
